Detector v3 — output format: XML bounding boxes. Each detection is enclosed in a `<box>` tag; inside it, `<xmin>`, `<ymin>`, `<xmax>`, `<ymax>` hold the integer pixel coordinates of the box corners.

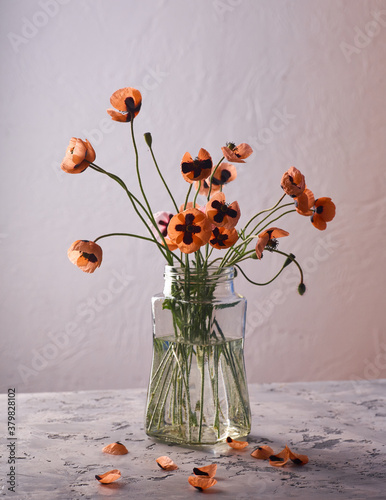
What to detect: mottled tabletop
<box><xmin>1</xmin><ymin>380</ymin><xmax>385</xmax><ymax>499</ymax></box>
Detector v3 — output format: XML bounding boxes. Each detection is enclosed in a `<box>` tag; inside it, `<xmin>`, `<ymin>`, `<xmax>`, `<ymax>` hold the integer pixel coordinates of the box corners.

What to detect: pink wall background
<box><xmin>1</xmin><ymin>0</ymin><xmax>385</xmax><ymax>393</ymax></box>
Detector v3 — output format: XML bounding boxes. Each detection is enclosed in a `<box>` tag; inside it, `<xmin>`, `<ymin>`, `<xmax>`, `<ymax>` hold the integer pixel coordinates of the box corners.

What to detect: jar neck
<box><xmin>163</xmin><ymin>266</ymin><xmax>236</xmax><ymax>299</ymax></box>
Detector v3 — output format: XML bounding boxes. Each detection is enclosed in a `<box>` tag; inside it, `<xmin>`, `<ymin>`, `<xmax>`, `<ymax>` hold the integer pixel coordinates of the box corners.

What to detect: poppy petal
<box><xmin>95</xmin><ymin>469</ymin><xmax>121</xmax><ymax>484</ymax></box>
<box><xmin>102</xmin><ymin>442</ymin><xmax>128</xmax><ymax>455</ymax></box>
<box><xmin>287</xmin><ymin>446</ymin><xmax>309</xmax><ymax>465</ymax></box>
<box><xmin>251</xmin><ymin>445</ymin><xmax>274</xmax><ymax>460</ymax></box>
<box><xmin>269</xmin><ymin>446</ymin><xmax>290</xmax><ymax>467</ymax></box>
<box><xmin>226</xmin><ymin>436</ymin><xmax>249</xmax><ymax>449</ymax></box>
<box><xmin>193</xmin><ymin>464</ymin><xmax>217</xmax><ymax>478</ymax></box>
<box><xmin>281</xmin><ymin>166</ymin><xmax>306</xmax><ymax>197</ymax></box>
<box><xmin>188</xmin><ymin>476</ymin><xmax>217</xmax><ymax>491</ymax></box>
<box><xmin>156</xmin><ymin>456</ymin><xmax>178</xmax><ymax>471</ymax></box>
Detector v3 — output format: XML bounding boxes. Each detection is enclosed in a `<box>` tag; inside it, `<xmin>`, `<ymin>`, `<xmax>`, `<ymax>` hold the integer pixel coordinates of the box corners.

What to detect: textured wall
<box><xmin>1</xmin><ymin>0</ymin><xmax>385</xmax><ymax>393</ymax></box>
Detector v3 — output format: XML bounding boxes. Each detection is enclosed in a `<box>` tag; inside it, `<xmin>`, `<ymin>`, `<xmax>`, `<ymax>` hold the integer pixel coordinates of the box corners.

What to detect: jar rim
<box><xmin>164</xmin><ymin>265</ymin><xmax>235</xmax><ymax>281</ymax></box>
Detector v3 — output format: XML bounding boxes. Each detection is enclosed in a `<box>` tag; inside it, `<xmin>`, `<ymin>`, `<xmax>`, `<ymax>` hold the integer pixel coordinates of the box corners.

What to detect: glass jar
<box><xmin>145</xmin><ymin>266</ymin><xmax>251</xmax><ymax>445</ymax></box>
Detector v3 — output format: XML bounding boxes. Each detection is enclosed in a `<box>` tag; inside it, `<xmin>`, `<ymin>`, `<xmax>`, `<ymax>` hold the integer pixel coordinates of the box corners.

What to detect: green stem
<box><xmin>149</xmin><ymin>145</ymin><xmax>179</xmax><ymax>213</ymax></box>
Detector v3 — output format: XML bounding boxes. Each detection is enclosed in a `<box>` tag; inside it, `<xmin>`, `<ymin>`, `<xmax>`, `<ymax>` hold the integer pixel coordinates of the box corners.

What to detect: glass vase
<box><xmin>145</xmin><ymin>265</ymin><xmax>251</xmax><ymax>445</ymax></box>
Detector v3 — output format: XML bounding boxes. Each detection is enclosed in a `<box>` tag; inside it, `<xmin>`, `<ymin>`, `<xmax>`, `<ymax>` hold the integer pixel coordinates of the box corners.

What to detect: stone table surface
<box><xmin>0</xmin><ymin>380</ymin><xmax>385</xmax><ymax>500</ymax></box>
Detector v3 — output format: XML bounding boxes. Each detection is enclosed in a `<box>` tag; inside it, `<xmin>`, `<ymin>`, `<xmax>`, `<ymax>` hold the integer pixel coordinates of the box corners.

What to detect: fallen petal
<box><xmin>193</xmin><ymin>464</ymin><xmax>217</xmax><ymax>477</ymax></box>
<box><xmin>156</xmin><ymin>456</ymin><xmax>178</xmax><ymax>471</ymax></box>
<box><xmin>188</xmin><ymin>475</ymin><xmax>217</xmax><ymax>491</ymax></box>
<box><xmin>102</xmin><ymin>442</ymin><xmax>128</xmax><ymax>455</ymax></box>
<box><xmin>226</xmin><ymin>436</ymin><xmax>249</xmax><ymax>449</ymax></box>
<box><xmin>95</xmin><ymin>469</ymin><xmax>121</xmax><ymax>484</ymax></box>
<box><xmin>288</xmin><ymin>446</ymin><xmax>309</xmax><ymax>465</ymax></box>
<box><xmin>251</xmin><ymin>445</ymin><xmax>274</xmax><ymax>460</ymax></box>
<box><xmin>269</xmin><ymin>445</ymin><xmax>290</xmax><ymax>467</ymax></box>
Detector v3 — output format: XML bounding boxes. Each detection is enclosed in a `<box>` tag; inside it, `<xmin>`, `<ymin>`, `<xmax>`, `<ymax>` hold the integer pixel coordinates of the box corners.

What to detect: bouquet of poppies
<box><xmin>61</xmin><ymin>87</ymin><xmax>336</xmax><ymax>444</ymax></box>
<box><xmin>62</xmin><ymin>87</ymin><xmax>335</xmax><ymax>285</ymax></box>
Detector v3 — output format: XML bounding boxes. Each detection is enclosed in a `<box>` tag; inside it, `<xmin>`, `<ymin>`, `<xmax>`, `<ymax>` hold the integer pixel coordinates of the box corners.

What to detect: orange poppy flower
<box><xmin>294</xmin><ymin>187</ymin><xmax>315</xmax><ymax>216</ymax></box>
<box><xmin>269</xmin><ymin>446</ymin><xmax>290</xmax><ymax>467</ymax></box>
<box><xmin>107</xmin><ymin>87</ymin><xmax>142</xmax><ymax>122</ymax></box>
<box><xmin>226</xmin><ymin>436</ymin><xmax>249</xmax><ymax>449</ymax></box>
<box><xmin>193</xmin><ymin>464</ymin><xmax>217</xmax><ymax>478</ymax></box>
<box><xmin>209</xmin><ymin>226</ymin><xmax>238</xmax><ymax>249</ymax></box>
<box><xmin>181</xmin><ymin>148</ymin><xmax>213</xmax><ymax>183</ymax></box>
<box><xmin>311</xmin><ymin>197</ymin><xmax>336</xmax><ymax>230</ymax></box>
<box><xmin>255</xmin><ymin>227</ymin><xmax>289</xmax><ymax>259</ymax></box>
<box><xmin>206</xmin><ymin>192</ymin><xmax>241</xmax><ymax>229</ymax></box>
<box><xmin>95</xmin><ymin>469</ymin><xmax>121</xmax><ymax>484</ymax></box>
<box><xmin>156</xmin><ymin>456</ymin><xmax>178</xmax><ymax>471</ymax></box>
<box><xmin>188</xmin><ymin>476</ymin><xmax>217</xmax><ymax>491</ymax></box>
<box><xmin>67</xmin><ymin>240</ymin><xmax>102</xmax><ymax>273</ymax></box>
<box><xmin>250</xmin><ymin>445</ymin><xmax>274</xmax><ymax>460</ymax></box>
<box><xmin>281</xmin><ymin>166</ymin><xmax>306</xmax><ymax>197</ymax></box>
<box><xmin>61</xmin><ymin>137</ymin><xmax>96</xmax><ymax>174</ymax></box>
<box><xmin>102</xmin><ymin>442</ymin><xmax>128</xmax><ymax>455</ymax></box>
<box><xmin>221</xmin><ymin>142</ymin><xmax>253</xmax><ymax>163</ymax></box>
<box><xmin>167</xmin><ymin>209</ymin><xmax>212</xmax><ymax>253</ymax></box>
<box><xmin>212</xmin><ymin>162</ymin><xmax>237</xmax><ymax>186</ymax></box>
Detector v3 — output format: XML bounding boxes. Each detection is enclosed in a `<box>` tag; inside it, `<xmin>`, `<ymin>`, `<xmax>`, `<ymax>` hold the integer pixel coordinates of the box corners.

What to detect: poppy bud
<box><xmin>283</xmin><ymin>253</ymin><xmax>296</xmax><ymax>268</ymax></box>
<box><xmin>144</xmin><ymin>132</ymin><xmax>152</xmax><ymax>147</ymax></box>
<box><xmin>298</xmin><ymin>283</ymin><xmax>306</xmax><ymax>295</ymax></box>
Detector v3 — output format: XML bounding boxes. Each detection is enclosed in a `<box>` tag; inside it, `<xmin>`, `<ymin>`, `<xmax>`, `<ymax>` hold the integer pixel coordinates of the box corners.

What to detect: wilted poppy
<box><xmin>193</xmin><ymin>464</ymin><xmax>217</xmax><ymax>478</ymax></box>
<box><xmin>209</xmin><ymin>226</ymin><xmax>238</xmax><ymax>249</ymax></box>
<box><xmin>226</xmin><ymin>436</ymin><xmax>249</xmax><ymax>449</ymax></box>
<box><xmin>156</xmin><ymin>456</ymin><xmax>178</xmax><ymax>471</ymax></box>
<box><xmin>102</xmin><ymin>442</ymin><xmax>128</xmax><ymax>455</ymax></box>
<box><xmin>281</xmin><ymin>166</ymin><xmax>306</xmax><ymax>197</ymax></box>
<box><xmin>152</xmin><ymin>211</ymin><xmax>174</xmax><ymax>238</ymax></box>
<box><xmin>255</xmin><ymin>227</ymin><xmax>289</xmax><ymax>259</ymax></box>
<box><xmin>95</xmin><ymin>469</ymin><xmax>121</xmax><ymax>484</ymax></box>
<box><xmin>67</xmin><ymin>240</ymin><xmax>102</xmax><ymax>273</ymax></box>
<box><xmin>294</xmin><ymin>187</ymin><xmax>315</xmax><ymax>216</ymax></box>
<box><xmin>181</xmin><ymin>149</ymin><xmax>213</xmax><ymax>183</ymax></box>
<box><xmin>269</xmin><ymin>446</ymin><xmax>290</xmax><ymax>467</ymax></box>
<box><xmin>206</xmin><ymin>192</ymin><xmax>241</xmax><ymax>229</ymax></box>
<box><xmin>311</xmin><ymin>197</ymin><xmax>336</xmax><ymax>230</ymax></box>
<box><xmin>61</xmin><ymin>137</ymin><xmax>96</xmax><ymax>174</ymax></box>
<box><xmin>221</xmin><ymin>142</ymin><xmax>253</xmax><ymax>163</ymax></box>
<box><xmin>168</xmin><ymin>209</ymin><xmax>212</xmax><ymax>253</ymax></box>
<box><xmin>107</xmin><ymin>87</ymin><xmax>142</xmax><ymax>122</ymax></box>
<box><xmin>250</xmin><ymin>445</ymin><xmax>274</xmax><ymax>460</ymax></box>
<box><xmin>188</xmin><ymin>476</ymin><xmax>217</xmax><ymax>491</ymax></box>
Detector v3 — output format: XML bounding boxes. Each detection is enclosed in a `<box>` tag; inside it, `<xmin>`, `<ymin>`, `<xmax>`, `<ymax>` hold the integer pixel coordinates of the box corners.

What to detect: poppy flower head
<box><xmin>206</xmin><ymin>192</ymin><xmax>241</xmax><ymax>229</ymax></box>
<box><xmin>294</xmin><ymin>187</ymin><xmax>315</xmax><ymax>216</ymax></box>
<box><xmin>209</xmin><ymin>226</ymin><xmax>238</xmax><ymax>250</ymax></box>
<box><xmin>311</xmin><ymin>197</ymin><xmax>336</xmax><ymax>230</ymax></box>
<box><xmin>281</xmin><ymin>166</ymin><xmax>306</xmax><ymax>197</ymax></box>
<box><xmin>61</xmin><ymin>137</ymin><xmax>96</xmax><ymax>174</ymax></box>
<box><xmin>211</xmin><ymin>162</ymin><xmax>237</xmax><ymax>187</ymax></box>
<box><xmin>167</xmin><ymin>208</ymin><xmax>212</xmax><ymax>253</ymax></box>
<box><xmin>221</xmin><ymin>142</ymin><xmax>253</xmax><ymax>163</ymax></box>
<box><xmin>107</xmin><ymin>87</ymin><xmax>142</xmax><ymax>122</ymax></box>
<box><xmin>255</xmin><ymin>227</ymin><xmax>289</xmax><ymax>260</ymax></box>
<box><xmin>181</xmin><ymin>148</ymin><xmax>213</xmax><ymax>183</ymax></box>
<box><xmin>152</xmin><ymin>211</ymin><xmax>174</xmax><ymax>238</ymax></box>
<box><xmin>67</xmin><ymin>240</ymin><xmax>102</xmax><ymax>273</ymax></box>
